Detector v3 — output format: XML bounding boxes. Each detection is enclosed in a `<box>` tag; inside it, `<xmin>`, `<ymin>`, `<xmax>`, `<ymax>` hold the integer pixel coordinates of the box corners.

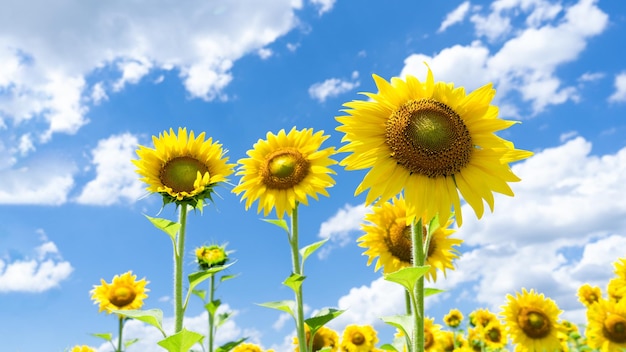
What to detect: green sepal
<box><xmin>299</xmin><ymin>239</ymin><xmax>328</xmax><ymax>269</ymax></box>
<box><xmin>381</xmin><ymin>314</ymin><xmax>413</xmax><ymax>347</ymax></box>
<box><xmin>261</xmin><ymin>218</ymin><xmax>290</xmax><ymax>234</ymax></box>
<box><xmin>215</xmin><ymin>337</ymin><xmax>247</xmax><ymax>352</ymax></box>
<box><xmin>90</xmin><ymin>332</ymin><xmax>113</xmax><ymax>342</ymax></box>
<box><xmin>257</xmin><ymin>300</ymin><xmax>296</xmax><ymax>318</ymax></box>
<box><xmin>304</xmin><ymin>308</ymin><xmax>344</xmax><ymax>332</ymax></box>
<box><xmin>157</xmin><ymin>328</ymin><xmax>204</xmax><ymax>352</ymax></box>
<box><xmin>216</xmin><ymin>312</ymin><xmax>232</xmax><ymax>328</ymax></box>
<box><xmin>184</xmin><ymin>262</ymin><xmax>235</xmax><ymax>310</ymax></box>
<box><xmin>206</xmin><ymin>299</ymin><xmax>221</xmax><ymax>316</ymax></box>
<box><xmin>110</xmin><ymin>309</ymin><xmax>166</xmax><ymax>337</ymax></box>
<box><xmin>383</xmin><ymin>266</ymin><xmax>431</xmax><ymax>293</ymax></box>
<box><xmin>283</xmin><ymin>273</ymin><xmax>305</xmax><ymax>292</ymax></box>
<box><xmin>145</xmin><ymin>215</ymin><xmax>181</xmax><ymax>241</ymax></box>
<box><xmin>424</xmin><ymin>288</ymin><xmax>445</xmax><ymax>297</ymax></box>
<box><xmin>124</xmin><ymin>338</ymin><xmax>139</xmax><ymax>348</ymax></box>
<box><xmin>192</xmin><ymin>289</ymin><xmax>207</xmax><ymax>301</ymax></box>
<box><xmin>379</xmin><ymin>344</ymin><xmax>399</xmax><ymax>352</ymax></box>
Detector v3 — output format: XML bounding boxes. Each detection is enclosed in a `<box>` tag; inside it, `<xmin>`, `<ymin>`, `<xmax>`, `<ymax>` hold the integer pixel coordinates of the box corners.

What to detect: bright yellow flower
<box><xmin>195</xmin><ymin>244</ymin><xmax>228</xmax><ymax>270</ymax></box>
<box><xmin>615</xmin><ymin>257</ymin><xmax>626</xmax><ymax>279</ymax></box>
<box><xmin>577</xmin><ymin>283</ymin><xmax>601</xmax><ymax>307</ymax></box>
<box><xmin>608</xmin><ymin>277</ymin><xmax>626</xmax><ymax>303</ymax></box>
<box><xmin>90</xmin><ymin>271</ymin><xmax>149</xmax><ymax>313</ymax></box>
<box><xmin>340</xmin><ymin>325</ymin><xmax>378</xmax><ymax>352</ymax></box>
<box><xmin>294</xmin><ymin>324</ymin><xmax>339</xmax><ymax>352</ymax></box>
<box><xmin>70</xmin><ymin>346</ymin><xmax>96</xmax><ymax>352</ymax></box>
<box><xmin>469</xmin><ymin>308</ymin><xmax>498</xmax><ymax>328</ymax></box>
<box><xmin>423</xmin><ymin>317</ymin><xmax>443</xmax><ymax>352</ymax></box>
<box><xmin>336</xmin><ymin>66</ymin><xmax>532</xmax><ymax>227</ymax></box>
<box><xmin>444</xmin><ymin>308</ymin><xmax>464</xmax><ymax>328</ymax></box>
<box><xmin>500</xmin><ymin>288</ymin><xmax>563</xmax><ymax>352</ymax></box>
<box><xmin>586</xmin><ymin>298</ymin><xmax>626</xmax><ymax>351</ymax></box>
<box><xmin>232</xmin><ymin>343</ymin><xmax>274</xmax><ymax>352</ymax></box>
<box><xmin>482</xmin><ymin>321</ymin><xmax>507</xmax><ymax>350</ymax></box>
<box><xmin>133</xmin><ymin>127</ymin><xmax>234</xmax><ymax>207</ymax></box>
<box><xmin>358</xmin><ymin>195</ymin><xmax>462</xmax><ymax>281</ymax></box>
<box><xmin>232</xmin><ymin>127</ymin><xmax>336</xmax><ymax>218</ymax></box>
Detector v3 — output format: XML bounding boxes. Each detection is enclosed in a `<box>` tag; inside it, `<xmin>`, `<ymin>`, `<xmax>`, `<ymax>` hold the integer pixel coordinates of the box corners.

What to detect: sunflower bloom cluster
<box><xmin>195</xmin><ymin>244</ymin><xmax>228</xmax><ymax>270</ymax></box>
<box><xmin>133</xmin><ymin>127</ymin><xmax>234</xmax><ymax>207</ymax></box>
<box><xmin>336</xmin><ymin>66</ymin><xmax>533</xmax><ymax>227</ymax></box>
<box><xmin>90</xmin><ymin>271</ymin><xmax>149</xmax><ymax>314</ymax></box>
<box><xmin>293</xmin><ymin>324</ymin><xmax>339</xmax><ymax>352</ymax></box>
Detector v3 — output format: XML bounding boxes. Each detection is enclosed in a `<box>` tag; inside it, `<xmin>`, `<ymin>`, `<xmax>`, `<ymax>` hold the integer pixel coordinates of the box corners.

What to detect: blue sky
<box><xmin>1</xmin><ymin>0</ymin><xmax>626</xmax><ymax>350</ymax></box>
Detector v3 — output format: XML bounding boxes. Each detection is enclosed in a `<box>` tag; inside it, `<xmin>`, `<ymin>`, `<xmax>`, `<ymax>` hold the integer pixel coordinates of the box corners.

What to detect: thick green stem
<box><xmin>117</xmin><ymin>316</ymin><xmax>124</xmax><ymax>352</ymax></box>
<box><xmin>174</xmin><ymin>204</ymin><xmax>188</xmax><ymax>334</ymax></box>
<box><xmin>290</xmin><ymin>204</ymin><xmax>308</xmax><ymax>352</ymax></box>
<box><xmin>411</xmin><ymin>218</ymin><xmax>424</xmax><ymax>352</ymax></box>
<box><xmin>405</xmin><ymin>290</ymin><xmax>412</xmax><ymax>315</ymax></box>
<box><xmin>208</xmin><ymin>275</ymin><xmax>215</xmax><ymax>352</ymax></box>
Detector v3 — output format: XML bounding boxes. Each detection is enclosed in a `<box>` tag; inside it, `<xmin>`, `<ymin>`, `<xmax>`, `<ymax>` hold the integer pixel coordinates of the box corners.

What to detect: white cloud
<box><xmin>75</xmin><ymin>133</ymin><xmax>145</xmax><ymax>205</ymax></box>
<box><xmin>18</xmin><ymin>133</ymin><xmax>35</xmax><ymax>155</ymax></box>
<box><xmin>0</xmin><ymin>162</ymin><xmax>75</xmax><ymax>205</ymax></box>
<box><xmin>309</xmin><ymin>0</ymin><xmax>336</xmax><ymax>15</ymax></box>
<box><xmin>257</xmin><ymin>48</ymin><xmax>273</xmax><ymax>60</ymax></box>
<box><xmin>578</xmin><ymin>71</ymin><xmax>604</xmax><ymax>82</ymax></box>
<box><xmin>113</xmin><ymin>58</ymin><xmax>153</xmax><ymax>92</ymax></box>
<box><xmin>559</xmin><ymin>130</ymin><xmax>578</xmax><ymax>142</ymax></box>
<box><xmin>316</xmin><ymin>203</ymin><xmax>369</xmax><ymax>259</ymax></box>
<box><xmin>438</xmin><ymin>1</ymin><xmax>471</xmax><ymax>33</ymax></box>
<box><xmin>308</xmin><ymin>73</ymin><xmax>360</xmax><ymax>103</ymax></box>
<box><xmin>0</xmin><ymin>241</ymin><xmax>73</xmax><ymax>293</ymax></box>
<box><xmin>608</xmin><ymin>72</ymin><xmax>626</xmax><ymax>103</ymax></box>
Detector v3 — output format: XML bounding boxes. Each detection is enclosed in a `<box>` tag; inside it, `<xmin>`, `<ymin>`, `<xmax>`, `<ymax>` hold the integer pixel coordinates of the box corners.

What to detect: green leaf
<box><xmin>90</xmin><ymin>333</ymin><xmax>112</xmax><ymax>342</ymax></box>
<box><xmin>383</xmin><ymin>266</ymin><xmax>431</xmax><ymax>293</ymax></box>
<box><xmin>381</xmin><ymin>314</ymin><xmax>413</xmax><ymax>344</ymax></box>
<box><xmin>316</xmin><ymin>348</ymin><xmax>333</xmax><ymax>352</ymax></box>
<box><xmin>184</xmin><ymin>263</ymin><xmax>235</xmax><ymax>310</ymax></box>
<box><xmin>124</xmin><ymin>338</ymin><xmax>139</xmax><ymax>348</ymax></box>
<box><xmin>110</xmin><ymin>309</ymin><xmax>166</xmax><ymax>337</ymax></box>
<box><xmin>257</xmin><ymin>300</ymin><xmax>296</xmax><ymax>318</ymax></box>
<box><xmin>220</xmin><ymin>274</ymin><xmax>238</xmax><ymax>283</ymax></box>
<box><xmin>157</xmin><ymin>328</ymin><xmax>204</xmax><ymax>352</ymax></box>
<box><xmin>215</xmin><ymin>338</ymin><xmax>247</xmax><ymax>352</ymax></box>
<box><xmin>299</xmin><ymin>239</ymin><xmax>328</xmax><ymax>265</ymax></box>
<box><xmin>261</xmin><ymin>218</ymin><xmax>290</xmax><ymax>234</ymax></box>
<box><xmin>206</xmin><ymin>299</ymin><xmax>221</xmax><ymax>316</ymax></box>
<box><xmin>192</xmin><ymin>289</ymin><xmax>207</xmax><ymax>301</ymax></box>
<box><xmin>424</xmin><ymin>288</ymin><xmax>445</xmax><ymax>297</ymax></box>
<box><xmin>379</xmin><ymin>344</ymin><xmax>399</xmax><ymax>352</ymax></box>
<box><xmin>283</xmin><ymin>273</ymin><xmax>305</xmax><ymax>292</ymax></box>
<box><xmin>145</xmin><ymin>215</ymin><xmax>180</xmax><ymax>240</ymax></box>
<box><xmin>216</xmin><ymin>312</ymin><xmax>232</xmax><ymax>328</ymax></box>
<box><xmin>427</xmin><ymin>214</ymin><xmax>440</xmax><ymax>236</ymax></box>
<box><xmin>304</xmin><ymin>308</ymin><xmax>344</xmax><ymax>332</ymax></box>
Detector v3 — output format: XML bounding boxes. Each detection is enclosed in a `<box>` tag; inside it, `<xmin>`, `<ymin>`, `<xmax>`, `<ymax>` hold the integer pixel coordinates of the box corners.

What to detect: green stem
<box><xmin>411</xmin><ymin>218</ymin><xmax>424</xmax><ymax>352</ymax></box>
<box><xmin>174</xmin><ymin>203</ymin><xmax>188</xmax><ymax>334</ymax></box>
<box><xmin>290</xmin><ymin>203</ymin><xmax>307</xmax><ymax>352</ymax></box>
<box><xmin>208</xmin><ymin>274</ymin><xmax>215</xmax><ymax>352</ymax></box>
<box><xmin>405</xmin><ymin>290</ymin><xmax>412</xmax><ymax>315</ymax></box>
<box><xmin>117</xmin><ymin>316</ymin><xmax>124</xmax><ymax>352</ymax></box>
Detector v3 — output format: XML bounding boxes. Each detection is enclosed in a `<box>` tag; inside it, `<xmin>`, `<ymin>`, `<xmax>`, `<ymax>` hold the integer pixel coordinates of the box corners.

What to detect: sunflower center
<box><xmin>351</xmin><ymin>332</ymin><xmax>365</xmax><ymax>345</ymax></box>
<box><xmin>109</xmin><ymin>285</ymin><xmax>136</xmax><ymax>308</ymax></box>
<box><xmin>487</xmin><ymin>327</ymin><xmax>501</xmax><ymax>342</ymax></box>
<box><xmin>385</xmin><ymin>224</ymin><xmax>432</xmax><ymax>263</ymax></box>
<box><xmin>424</xmin><ymin>330</ymin><xmax>434</xmax><ymax>349</ymax></box>
<box><xmin>160</xmin><ymin>156</ymin><xmax>209</xmax><ymax>193</ymax></box>
<box><xmin>517</xmin><ymin>308</ymin><xmax>551</xmax><ymax>339</ymax></box>
<box><xmin>603</xmin><ymin>315</ymin><xmax>626</xmax><ymax>343</ymax></box>
<box><xmin>262</xmin><ymin>149</ymin><xmax>310</xmax><ymax>190</ymax></box>
<box><xmin>385</xmin><ymin>99</ymin><xmax>473</xmax><ymax>178</ymax></box>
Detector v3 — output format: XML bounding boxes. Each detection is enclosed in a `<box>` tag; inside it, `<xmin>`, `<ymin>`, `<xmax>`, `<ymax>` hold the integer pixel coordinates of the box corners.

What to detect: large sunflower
<box><xmin>232</xmin><ymin>127</ymin><xmax>336</xmax><ymax>218</ymax></box>
<box><xmin>358</xmin><ymin>195</ymin><xmax>462</xmax><ymax>281</ymax></box>
<box><xmin>340</xmin><ymin>325</ymin><xmax>378</xmax><ymax>352</ymax></box>
<box><xmin>500</xmin><ymin>288</ymin><xmax>563</xmax><ymax>352</ymax></box>
<box><xmin>586</xmin><ymin>298</ymin><xmax>626</xmax><ymax>351</ymax></box>
<box><xmin>336</xmin><ymin>66</ymin><xmax>533</xmax><ymax>227</ymax></box>
<box><xmin>133</xmin><ymin>127</ymin><xmax>234</xmax><ymax>207</ymax></box>
<box><xmin>90</xmin><ymin>271</ymin><xmax>149</xmax><ymax>313</ymax></box>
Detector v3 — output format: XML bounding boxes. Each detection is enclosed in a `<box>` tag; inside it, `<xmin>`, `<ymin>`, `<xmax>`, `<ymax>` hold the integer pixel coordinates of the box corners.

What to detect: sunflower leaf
<box><xmin>383</xmin><ymin>266</ymin><xmax>430</xmax><ymax>293</ymax></box>
<box><xmin>427</xmin><ymin>214</ymin><xmax>441</xmax><ymax>236</ymax></box>
<box><xmin>206</xmin><ymin>299</ymin><xmax>221</xmax><ymax>316</ymax></box>
<box><xmin>145</xmin><ymin>215</ymin><xmax>180</xmax><ymax>241</ymax></box>
<box><xmin>380</xmin><ymin>314</ymin><xmax>413</xmax><ymax>346</ymax></box>
<box><xmin>257</xmin><ymin>300</ymin><xmax>296</xmax><ymax>318</ymax></box>
<box><xmin>299</xmin><ymin>239</ymin><xmax>328</xmax><ymax>267</ymax></box>
<box><xmin>379</xmin><ymin>344</ymin><xmax>399</xmax><ymax>352</ymax></box>
<box><xmin>215</xmin><ymin>337</ymin><xmax>247</xmax><ymax>352</ymax></box>
<box><xmin>157</xmin><ymin>328</ymin><xmax>204</xmax><ymax>352</ymax></box>
<box><xmin>124</xmin><ymin>338</ymin><xmax>139</xmax><ymax>348</ymax></box>
<box><xmin>184</xmin><ymin>262</ymin><xmax>236</xmax><ymax>311</ymax></box>
<box><xmin>110</xmin><ymin>309</ymin><xmax>166</xmax><ymax>337</ymax></box>
<box><xmin>216</xmin><ymin>312</ymin><xmax>232</xmax><ymax>328</ymax></box>
<box><xmin>220</xmin><ymin>274</ymin><xmax>238</xmax><ymax>283</ymax></box>
<box><xmin>424</xmin><ymin>288</ymin><xmax>445</xmax><ymax>297</ymax></box>
<box><xmin>304</xmin><ymin>308</ymin><xmax>344</xmax><ymax>332</ymax></box>
<box><xmin>91</xmin><ymin>333</ymin><xmax>113</xmax><ymax>341</ymax></box>
<box><xmin>192</xmin><ymin>289</ymin><xmax>207</xmax><ymax>301</ymax></box>
<box><xmin>283</xmin><ymin>273</ymin><xmax>306</xmax><ymax>292</ymax></box>
<box><xmin>261</xmin><ymin>218</ymin><xmax>290</xmax><ymax>234</ymax></box>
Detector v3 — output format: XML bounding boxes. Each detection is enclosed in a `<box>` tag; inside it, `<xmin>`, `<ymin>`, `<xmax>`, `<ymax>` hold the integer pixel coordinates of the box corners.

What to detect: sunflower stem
<box><xmin>405</xmin><ymin>290</ymin><xmax>412</xmax><ymax>315</ymax></box>
<box><xmin>289</xmin><ymin>203</ymin><xmax>308</xmax><ymax>352</ymax></box>
<box><xmin>411</xmin><ymin>218</ymin><xmax>424</xmax><ymax>352</ymax></box>
<box><xmin>117</xmin><ymin>316</ymin><xmax>124</xmax><ymax>352</ymax></box>
<box><xmin>174</xmin><ymin>203</ymin><xmax>188</xmax><ymax>334</ymax></box>
<box><xmin>208</xmin><ymin>274</ymin><xmax>215</xmax><ymax>352</ymax></box>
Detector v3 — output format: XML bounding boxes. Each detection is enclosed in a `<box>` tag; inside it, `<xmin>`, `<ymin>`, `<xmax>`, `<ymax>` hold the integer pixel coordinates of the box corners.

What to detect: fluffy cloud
<box><xmin>438</xmin><ymin>1</ymin><xmax>471</xmax><ymax>33</ymax></box>
<box><xmin>309</xmin><ymin>0</ymin><xmax>336</xmax><ymax>15</ymax></box>
<box><xmin>0</xmin><ymin>161</ymin><xmax>75</xmax><ymax>205</ymax></box>
<box><xmin>316</xmin><ymin>203</ymin><xmax>369</xmax><ymax>259</ymax></box>
<box><xmin>608</xmin><ymin>72</ymin><xmax>626</xmax><ymax>103</ymax></box>
<box><xmin>308</xmin><ymin>71</ymin><xmax>360</xmax><ymax>103</ymax></box>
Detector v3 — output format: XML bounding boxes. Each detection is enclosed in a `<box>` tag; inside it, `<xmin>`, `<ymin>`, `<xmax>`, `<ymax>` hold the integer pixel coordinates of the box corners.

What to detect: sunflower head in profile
<box><xmin>340</xmin><ymin>325</ymin><xmax>378</xmax><ymax>352</ymax></box>
<box><xmin>232</xmin><ymin>127</ymin><xmax>336</xmax><ymax>219</ymax></box>
<box><xmin>133</xmin><ymin>127</ymin><xmax>234</xmax><ymax>208</ymax></box>
<box><xmin>443</xmin><ymin>308</ymin><xmax>464</xmax><ymax>328</ymax></box>
<box><xmin>90</xmin><ymin>271</ymin><xmax>149</xmax><ymax>314</ymax></box>
<box><xmin>336</xmin><ymin>65</ymin><xmax>533</xmax><ymax>227</ymax></box>
<box><xmin>70</xmin><ymin>346</ymin><xmax>96</xmax><ymax>352</ymax></box>
<box><xmin>358</xmin><ymin>195</ymin><xmax>462</xmax><ymax>281</ymax></box>
<box><xmin>586</xmin><ymin>298</ymin><xmax>626</xmax><ymax>351</ymax></box>
<box><xmin>293</xmin><ymin>324</ymin><xmax>339</xmax><ymax>352</ymax></box>
<box><xmin>195</xmin><ymin>244</ymin><xmax>229</xmax><ymax>270</ymax></box>
<box><xmin>500</xmin><ymin>288</ymin><xmax>563</xmax><ymax>352</ymax></box>
<box><xmin>577</xmin><ymin>283</ymin><xmax>602</xmax><ymax>307</ymax></box>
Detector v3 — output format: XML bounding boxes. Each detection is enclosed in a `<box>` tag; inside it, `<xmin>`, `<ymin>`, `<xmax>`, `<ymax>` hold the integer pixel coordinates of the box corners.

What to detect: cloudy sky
<box><xmin>1</xmin><ymin>0</ymin><xmax>625</xmax><ymax>351</ymax></box>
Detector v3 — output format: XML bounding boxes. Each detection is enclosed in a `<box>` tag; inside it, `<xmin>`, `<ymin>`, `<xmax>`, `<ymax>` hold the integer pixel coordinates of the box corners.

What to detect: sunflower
<box><xmin>70</xmin><ymin>346</ymin><xmax>96</xmax><ymax>352</ymax></box>
<box><xmin>423</xmin><ymin>317</ymin><xmax>443</xmax><ymax>352</ymax></box>
<box><xmin>358</xmin><ymin>195</ymin><xmax>462</xmax><ymax>281</ymax></box>
<box><xmin>90</xmin><ymin>271</ymin><xmax>149</xmax><ymax>313</ymax></box>
<box><xmin>294</xmin><ymin>325</ymin><xmax>339</xmax><ymax>352</ymax></box>
<box><xmin>615</xmin><ymin>257</ymin><xmax>626</xmax><ymax>279</ymax></box>
<box><xmin>340</xmin><ymin>325</ymin><xmax>378</xmax><ymax>352</ymax></box>
<box><xmin>444</xmin><ymin>308</ymin><xmax>464</xmax><ymax>328</ymax></box>
<box><xmin>232</xmin><ymin>127</ymin><xmax>336</xmax><ymax>219</ymax></box>
<box><xmin>586</xmin><ymin>298</ymin><xmax>626</xmax><ymax>351</ymax></box>
<box><xmin>336</xmin><ymin>65</ymin><xmax>533</xmax><ymax>227</ymax></box>
<box><xmin>608</xmin><ymin>277</ymin><xmax>626</xmax><ymax>302</ymax></box>
<box><xmin>438</xmin><ymin>330</ymin><xmax>466</xmax><ymax>352</ymax></box>
<box><xmin>232</xmin><ymin>343</ymin><xmax>274</xmax><ymax>352</ymax></box>
<box><xmin>195</xmin><ymin>244</ymin><xmax>228</xmax><ymax>270</ymax></box>
<box><xmin>500</xmin><ymin>288</ymin><xmax>563</xmax><ymax>352</ymax></box>
<box><xmin>133</xmin><ymin>127</ymin><xmax>234</xmax><ymax>207</ymax></box>
<box><xmin>482</xmin><ymin>321</ymin><xmax>507</xmax><ymax>350</ymax></box>
<box><xmin>577</xmin><ymin>283</ymin><xmax>602</xmax><ymax>307</ymax></box>
<box><xmin>469</xmin><ymin>308</ymin><xmax>498</xmax><ymax>328</ymax></box>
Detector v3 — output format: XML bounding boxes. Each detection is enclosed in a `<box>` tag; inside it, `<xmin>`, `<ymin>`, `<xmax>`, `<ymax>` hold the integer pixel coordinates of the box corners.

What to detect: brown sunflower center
<box><xmin>160</xmin><ymin>156</ymin><xmax>209</xmax><ymax>193</ymax></box>
<box><xmin>486</xmin><ymin>327</ymin><xmax>502</xmax><ymax>342</ymax></box>
<box><xmin>109</xmin><ymin>285</ymin><xmax>136</xmax><ymax>308</ymax></box>
<box><xmin>424</xmin><ymin>330</ymin><xmax>434</xmax><ymax>349</ymax></box>
<box><xmin>351</xmin><ymin>332</ymin><xmax>365</xmax><ymax>345</ymax></box>
<box><xmin>311</xmin><ymin>332</ymin><xmax>330</xmax><ymax>352</ymax></box>
<box><xmin>385</xmin><ymin>99</ymin><xmax>473</xmax><ymax>178</ymax></box>
<box><xmin>385</xmin><ymin>223</ymin><xmax>433</xmax><ymax>263</ymax></box>
<box><xmin>517</xmin><ymin>308</ymin><xmax>551</xmax><ymax>339</ymax></box>
<box><xmin>261</xmin><ymin>149</ymin><xmax>310</xmax><ymax>190</ymax></box>
<box><xmin>603</xmin><ymin>315</ymin><xmax>626</xmax><ymax>343</ymax></box>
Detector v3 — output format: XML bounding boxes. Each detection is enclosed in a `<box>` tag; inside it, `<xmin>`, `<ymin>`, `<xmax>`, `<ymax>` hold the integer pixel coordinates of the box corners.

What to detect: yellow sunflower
<box><xmin>577</xmin><ymin>283</ymin><xmax>601</xmax><ymax>307</ymax></box>
<box><xmin>423</xmin><ymin>317</ymin><xmax>443</xmax><ymax>352</ymax></box>
<box><xmin>586</xmin><ymin>298</ymin><xmax>626</xmax><ymax>351</ymax></box>
<box><xmin>232</xmin><ymin>127</ymin><xmax>336</xmax><ymax>219</ymax></box>
<box><xmin>608</xmin><ymin>277</ymin><xmax>626</xmax><ymax>302</ymax></box>
<box><xmin>90</xmin><ymin>271</ymin><xmax>149</xmax><ymax>313</ymax></box>
<box><xmin>133</xmin><ymin>127</ymin><xmax>234</xmax><ymax>207</ymax></box>
<box><xmin>340</xmin><ymin>325</ymin><xmax>378</xmax><ymax>352</ymax></box>
<box><xmin>500</xmin><ymin>288</ymin><xmax>563</xmax><ymax>352</ymax></box>
<box><xmin>336</xmin><ymin>65</ymin><xmax>533</xmax><ymax>227</ymax></box>
<box><xmin>195</xmin><ymin>244</ymin><xmax>228</xmax><ymax>270</ymax></box>
<box><xmin>443</xmin><ymin>308</ymin><xmax>464</xmax><ymax>328</ymax></box>
<box><xmin>615</xmin><ymin>257</ymin><xmax>626</xmax><ymax>279</ymax></box>
<box><xmin>232</xmin><ymin>343</ymin><xmax>274</xmax><ymax>352</ymax></box>
<box><xmin>294</xmin><ymin>325</ymin><xmax>339</xmax><ymax>352</ymax></box>
<box><xmin>70</xmin><ymin>346</ymin><xmax>96</xmax><ymax>352</ymax></box>
<box><xmin>469</xmin><ymin>308</ymin><xmax>498</xmax><ymax>328</ymax></box>
<box><xmin>358</xmin><ymin>195</ymin><xmax>462</xmax><ymax>281</ymax></box>
<box><xmin>482</xmin><ymin>321</ymin><xmax>507</xmax><ymax>350</ymax></box>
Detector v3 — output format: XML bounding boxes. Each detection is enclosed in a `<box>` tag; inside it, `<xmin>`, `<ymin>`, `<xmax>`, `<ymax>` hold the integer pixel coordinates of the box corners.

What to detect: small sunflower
<box><xmin>232</xmin><ymin>127</ymin><xmax>336</xmax><ymax>219</ymax></box>
<box><xmin>608</xmin><ymin>277</ymin><xmax>626</xmax><ymax>302</ymax></box>
<box><xmin>195</xmin><ymin>244</ymin><xmax>228</xmax><ymax>270</ymax></box>
<box><xmin>232</xmin><ymin>343</ymin><xmax>274</xmax><ymax>352</ymax></box>
<box><xmin>336</xmin><ymin>65</ymin><xmax>533</xmax><ymax>227</ymax></box>
<box><xmin>340</xmin><ymin>325</ymin><xmax>378</xmax><ymax>352</ymax></box>
<box><xmin>469</xmin><ymin>308</ymin><xmax>498</xmax><ymax>328</ymax></box>
<box><xmin>358</xmin><ymin>195</ymin><xmax>462</xmax><ymax>281</ymax></box>
<box><xmin>423</xmin><ymin>317</ymin><xmax>443</xmax><ymax>352</ymax></box>
<box><xmin>294</xmin><ymin>325</ymin><xmax>339</xmax><ymax>352</ymax></box>
<box><xmin>577</xmin><ymin>283</ymin><xmax>602</xmax><ymax>307</ymax></box>
<box><xmin>438</xmin><ymin>330</ymin><xmax>466</xmax><ymax>352</ymax></box>
<box><xmin>443</xmin><ymin>308</ymin><xmax>464</xmax><ymax>328</ymax></box>
<box><xmin>482</xmin><ymin>321</ymin><xmax>507</xmax><ymax>350</ymax></box>
<box><xmin>586</xmin><ymin>298</ymin><xmax>626</xmax><ymax>351</ymax></box>
<box><xmin>70</xmin><ymin>346</ymin><xmax>96</xmax><ymax>352</ymax></box>
<box><xmin>500</xmin><ymin>288</ymin><xmax>563</xmax><ymax>352</ymax></box>
<box><xmin>90</xmin><ymin>271</ymin><xmax>149</xmax><ymax>314</ymax></box>
<box><xmin>133</xmin><ymin>127</ymin><xmax>234</xmax><ymax>207</ymax></box>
